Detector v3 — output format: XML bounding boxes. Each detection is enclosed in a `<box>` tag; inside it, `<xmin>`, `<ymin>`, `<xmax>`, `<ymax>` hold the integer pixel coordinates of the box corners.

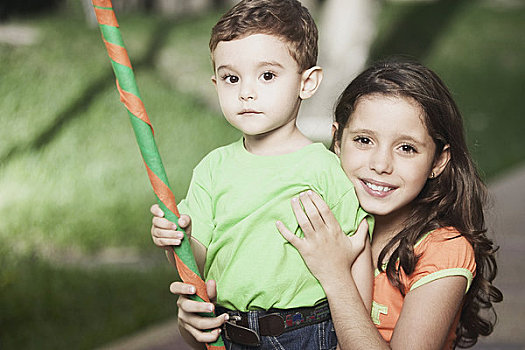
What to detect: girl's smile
<box><xmin>335</xmin><ymin>94</ymin><xmax>449</xmax><ymax>221</ymax></box>
<box><xmin>360</xmin><ymin>178</ymin><xmax>397</xmax><ymax>198</ymax></box>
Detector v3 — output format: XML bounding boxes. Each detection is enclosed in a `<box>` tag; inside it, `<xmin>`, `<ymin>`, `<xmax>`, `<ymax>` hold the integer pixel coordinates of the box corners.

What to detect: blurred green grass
<box><xmin>0</xmin><ymin>10</ymin><xmax>239</xmax><ymax>350</ymax></box>
<box><xmin>0</xmin><ymin>1</ymin><xmax>524</xmax><ymax>349</ymax></box>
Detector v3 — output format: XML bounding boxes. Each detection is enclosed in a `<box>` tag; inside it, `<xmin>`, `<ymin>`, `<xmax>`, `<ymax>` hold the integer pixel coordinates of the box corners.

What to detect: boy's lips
<box><xmin>360</xmin><ymin>178</ymin><xmax>397</xmax><ymax>197</ymax></box>
<box><xmin>239</xmin><ymin>109</ymin><xmax>262</xmax><ymax>116</ymax></box>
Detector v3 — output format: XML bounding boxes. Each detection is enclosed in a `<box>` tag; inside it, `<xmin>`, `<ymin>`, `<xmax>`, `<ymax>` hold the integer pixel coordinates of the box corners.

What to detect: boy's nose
<box><xmin>239</xmin><ymin>83</ymin><xmax>256</xmax><ymax>101</ymax></box>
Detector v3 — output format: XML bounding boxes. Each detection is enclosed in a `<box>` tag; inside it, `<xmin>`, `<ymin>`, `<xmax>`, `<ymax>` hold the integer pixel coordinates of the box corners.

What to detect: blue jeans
<box><xmin>222</xmin><ymin>311</ymin><xmax>337</xmax><ymax>350</ymax></box>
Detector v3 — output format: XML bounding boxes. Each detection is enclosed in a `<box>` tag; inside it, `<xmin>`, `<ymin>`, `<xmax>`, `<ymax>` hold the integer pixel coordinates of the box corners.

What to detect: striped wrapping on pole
<box><xmin>91</xmin><ymin>1</ymin><xmax>224</xmax><ymax>348</ymax></box>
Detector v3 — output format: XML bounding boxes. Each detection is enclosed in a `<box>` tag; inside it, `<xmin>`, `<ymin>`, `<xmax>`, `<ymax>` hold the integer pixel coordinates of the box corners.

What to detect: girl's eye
<box><xmin>224</xmin><ymin>75</ymin><xmax>239</xmax><ymax>84</ymax></box>
<box><xmin>354</xmin><ymin>136</ymin><xmax>372</xmax><ymax>145</ymax></box>
<box><xmin>400</xmin><ymin>144</ymin><xmax>417</xmax><ymax>153</ymax></box>
<box><xmin>261</xmin><ymin>72</ymin><xmax>275</xmax><ymax>81</ymax></box>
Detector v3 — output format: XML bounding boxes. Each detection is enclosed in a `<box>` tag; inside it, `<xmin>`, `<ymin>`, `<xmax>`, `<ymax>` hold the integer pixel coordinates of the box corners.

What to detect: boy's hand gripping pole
<box><xmin>91</xmin><ymin>1</ymin><xmax>225</xmax><ymax>348</ymax></box>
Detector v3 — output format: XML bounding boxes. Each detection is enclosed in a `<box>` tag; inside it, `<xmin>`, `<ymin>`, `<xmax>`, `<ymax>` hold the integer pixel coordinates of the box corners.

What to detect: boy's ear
<box><xmin>430</xmin><ymin>144</ymin><xmax>451</xmax><ymax>179</ymax></box>
<box><xmin>332</xmin><ymin>122</ymin><xmax>341</xmax><ymax>156</ymax></box>
<box><xmin>211</xmin><ymin>75</ymin><xmax>217</xmax><ymax>88</ymax></box>
<box><xmin>299</xmin><ymin>66</ymin><xmax>323</xmax><ymax>100</ymax></box>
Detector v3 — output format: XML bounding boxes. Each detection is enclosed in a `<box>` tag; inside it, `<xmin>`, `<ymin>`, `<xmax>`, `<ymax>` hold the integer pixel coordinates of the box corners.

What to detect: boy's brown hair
<box><xmin>209</xmin><ymin>0</ymin><xmax>318</xmax><ymax>71</ymax></box>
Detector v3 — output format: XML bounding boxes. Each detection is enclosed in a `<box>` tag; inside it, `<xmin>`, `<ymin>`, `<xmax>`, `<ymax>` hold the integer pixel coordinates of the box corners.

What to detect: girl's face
<box><xmin>335</xmin><ymin>94</ymin><xmax>449</xmax><ymax>220</ymax></box>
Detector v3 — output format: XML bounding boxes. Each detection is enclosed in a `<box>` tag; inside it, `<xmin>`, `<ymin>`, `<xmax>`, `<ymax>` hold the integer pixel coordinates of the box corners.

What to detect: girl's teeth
<box><xmin>366</xmin><ymin>182</ymin><xmax>392</xmax><ymax>192</ymax></box>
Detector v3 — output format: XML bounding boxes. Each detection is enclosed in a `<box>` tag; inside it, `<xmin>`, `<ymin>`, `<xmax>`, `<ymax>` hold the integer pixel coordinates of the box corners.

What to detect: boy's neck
<box><xmin>243</xmin><ymin>125</ymin><xmax>312</xmax><ymax>156</ymax></box>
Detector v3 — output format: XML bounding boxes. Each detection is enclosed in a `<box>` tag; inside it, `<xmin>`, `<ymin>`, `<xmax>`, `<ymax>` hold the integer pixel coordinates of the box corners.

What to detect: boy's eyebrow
<box><xmin>258</xmin><ymin>60</ymin><xmax>285</xmax><ymax>69</ymax></box>
<box><xmin>215</xmin><ymin>61</ymin><xmax>285</xmax><ymax>72</ymax></box>
<box><xmin>216</xmin><ymin>64</ymin><xmax>233</xmax><ymax>72</ymax></box>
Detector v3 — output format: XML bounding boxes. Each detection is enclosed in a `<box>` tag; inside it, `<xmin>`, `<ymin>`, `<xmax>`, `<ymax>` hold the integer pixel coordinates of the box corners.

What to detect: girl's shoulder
<box><xmin>414</xmin><ymin>227</ymin><xmax>471</xmax><ymax>253</ymax></box>
<box><xmin>404</xmin><ymin>227</ymin><xmax>476</xmax><ymax>292</ymax></box>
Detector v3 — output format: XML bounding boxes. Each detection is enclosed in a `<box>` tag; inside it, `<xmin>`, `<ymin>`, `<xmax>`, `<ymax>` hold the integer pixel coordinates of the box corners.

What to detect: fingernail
<box><xmin>177</xmin><ymin>233</ymin><xmax>184</xmax><ymax>239</ymax></box>
<box><xmin>189</xmin><ymin>286</ymin><xmax>195</xmax><ymax>294</ymax></box>
<box><xmin>292</xmin><ymin>197</ymin><xmax>298</xmax><ymax>202</ymax></box>
<box><xmin>208</xmin><ymin>304</ymin><xmax>214</xmax><ymax>312</ymax></box>
<box><xmin>171</xmin><ymin>224</ymin><xmax>178</xmax><ymax>230</ymax></box>
<box><xmin>224</xmin><ymin>314</ymin><xmax>229</xmax><ymax>321</ymax></box>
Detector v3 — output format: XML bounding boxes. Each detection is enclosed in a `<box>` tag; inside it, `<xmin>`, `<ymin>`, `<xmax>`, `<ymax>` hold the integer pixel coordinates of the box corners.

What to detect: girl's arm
<box><xmin>326</xmin><ymin>268</ymin><xmax>466</xmax><ymax>350</ymax></box>
<box><xmin>350</xmin><ymin>237</ymin><xmax>373</xmax><ymax>312</ymax></box>
<box><xmin>277</xmin><ymin>191</ymin><xmax>467</xmax><ymax>350</ymax></box>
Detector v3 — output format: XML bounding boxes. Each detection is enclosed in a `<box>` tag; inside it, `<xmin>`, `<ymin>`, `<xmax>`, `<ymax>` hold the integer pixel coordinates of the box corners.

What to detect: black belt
<box><xmin>216</xmin><ymin>301</ymin><xmax>331</xmax><ymax>347</ymax></box>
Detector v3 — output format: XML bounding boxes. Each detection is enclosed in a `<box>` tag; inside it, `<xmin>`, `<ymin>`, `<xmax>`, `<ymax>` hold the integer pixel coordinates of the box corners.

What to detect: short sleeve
<box><xmin>177</xmin><ymin>158</ymin><xmax>215</xmax><ymax>248</ymax></box>
<box><xmin>313</xmin><ymin>152</ymin><xmax>374</xmax><ymax>239</ymax></box>
<box><xmin>405</xmin><ymin>228</ymin><xmax>476</xmax><ymax>294</ymax></box>
<box><xmin>331</xmin><ymin>188</ymin><xmax>374</xmax><ymax>239</ymax></box>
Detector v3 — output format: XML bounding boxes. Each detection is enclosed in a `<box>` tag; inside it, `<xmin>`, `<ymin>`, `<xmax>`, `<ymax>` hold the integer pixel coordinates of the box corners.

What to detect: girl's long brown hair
<box><xmin>332</xmin><ymin>59</ymin><xmax>503</xmax><ymax>348</ymax></box>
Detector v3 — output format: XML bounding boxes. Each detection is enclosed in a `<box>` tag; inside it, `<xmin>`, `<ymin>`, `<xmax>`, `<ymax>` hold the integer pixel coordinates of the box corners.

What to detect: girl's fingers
<box><xmin>299</xmin><ymin>191</ymin><xmax>325</xmax><ymax>231</ymax></box>
<box><xmin>347</xmin><ymin>219</ymin><xmax>369</xmax><ymax>254</ymax></box>
<box><xmin>290</xmin><ymin>197</ymin><xmax>314</xmax><ymax>233</ymax></box>
<box><xmin>276</xmin><ymin>220</ymin><xmax>302</xmax><ymax>249</ymax></box>
<box><xmin>306</xmin><ymin>191</ymin><xmax>339</xmax><ymax>229</ymax></box>
<box><xmin>354</xmin><ymin>218</ymin><xmax>369</xmax><ymax>243</ymax></box>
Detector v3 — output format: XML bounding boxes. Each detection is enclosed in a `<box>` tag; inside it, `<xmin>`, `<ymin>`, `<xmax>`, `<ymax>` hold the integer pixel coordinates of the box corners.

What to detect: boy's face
<box><xmin>212</xmin><ymin>34</ymin><xmax>306</xmax><ymax>137</ymax></box>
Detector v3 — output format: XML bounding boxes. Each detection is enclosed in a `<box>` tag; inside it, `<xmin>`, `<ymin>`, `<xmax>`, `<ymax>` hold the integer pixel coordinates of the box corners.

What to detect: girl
<box><xmin>153</xmin><ymin>59</ymin><xmax>502</xmax><ymax>349</ymax></box>
<box><xmin>276</xmin><ymin>59</ymin><xmax>503</xmax><ymax>349</ymax></box>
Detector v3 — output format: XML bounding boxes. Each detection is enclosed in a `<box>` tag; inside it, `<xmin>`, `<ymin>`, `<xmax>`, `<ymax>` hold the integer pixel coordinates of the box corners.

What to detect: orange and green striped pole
<box><xmin>91</xmin><ymin>1</ymin><xmax>224</xmax><ymax>348</ymax></box>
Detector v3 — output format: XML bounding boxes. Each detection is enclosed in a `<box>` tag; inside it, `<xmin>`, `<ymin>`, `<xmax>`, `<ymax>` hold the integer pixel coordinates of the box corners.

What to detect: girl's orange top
<box><xmin>371</xmin><ymin>227</ymin><xmax>476</xmax><ymax>349</ymax></box>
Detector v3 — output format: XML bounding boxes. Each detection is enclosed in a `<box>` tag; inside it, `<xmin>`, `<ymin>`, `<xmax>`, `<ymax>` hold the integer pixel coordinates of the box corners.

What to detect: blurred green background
<box><xmin>0</xmin><ymin>0</ymin><xmax>523</xmax><ymax>349</ymax></box>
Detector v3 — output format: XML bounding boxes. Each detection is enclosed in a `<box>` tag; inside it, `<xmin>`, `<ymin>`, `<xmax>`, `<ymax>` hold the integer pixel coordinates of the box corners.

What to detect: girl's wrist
<box><xmin>319</xmin><ymin>271</ymin><xmax>353</xmax><ymax>295</ymax></box>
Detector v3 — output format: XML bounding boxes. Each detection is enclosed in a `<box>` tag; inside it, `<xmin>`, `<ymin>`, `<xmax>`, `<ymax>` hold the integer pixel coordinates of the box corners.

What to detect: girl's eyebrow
<box><xmin>348</xmin><ymin>127</ymin><xmax>427</xmax><ymax>146</ymax></box>
<box><xmin>346</xmin><ymin>127</ymin><xmax>375</xmax><ymax>135</ymax></box>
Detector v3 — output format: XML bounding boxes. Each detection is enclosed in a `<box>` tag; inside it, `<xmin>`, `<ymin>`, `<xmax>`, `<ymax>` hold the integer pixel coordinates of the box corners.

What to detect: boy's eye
<box><xmin>261</xmin><ymin>72</ymin><xmax>275</xmax><ymax>81</ymax></box>
<box><xmin>399</xmin><ymin>144</ymin><xmax>417</xmax><ymax>153</ymax></box>
<box><xmin>224</xmin><ymin>75</ymin><xmax>239</xmax><ymax>84</ymax></box>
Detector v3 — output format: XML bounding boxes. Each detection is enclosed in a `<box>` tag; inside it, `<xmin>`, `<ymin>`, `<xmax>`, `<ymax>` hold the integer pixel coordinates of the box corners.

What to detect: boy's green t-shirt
<box><xmin>178</xmin><ymin>138</ymin><xmax>372</xmax><ymax>312</ymax></box>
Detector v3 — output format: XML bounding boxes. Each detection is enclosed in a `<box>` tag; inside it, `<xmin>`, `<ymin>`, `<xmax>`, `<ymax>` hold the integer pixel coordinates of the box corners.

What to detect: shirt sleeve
<box><xmin>317</xmin><ymin>154</ymin><xmax>374</xmax><ymax>239</ymax></box>
<box><xmin>177</xmin><ymin>157</ymin><xmax>215</xmax><ymax>248</ymax></box>
<box><xmin>331</xmin><ymin>188</ymin><xmax>374</xmax><ymax>239</ymax></box>
<box><xmin>405</xmin><ymin>228</ymin><xmax>476</xmax><ymax>294</ymax></box>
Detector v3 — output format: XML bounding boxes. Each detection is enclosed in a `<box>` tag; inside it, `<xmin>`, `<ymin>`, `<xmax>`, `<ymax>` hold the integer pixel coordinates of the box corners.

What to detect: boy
<box><xmin>151</xmin><ymin>0</ymin><xmax>373</xmax><ymax>348</ymax></box>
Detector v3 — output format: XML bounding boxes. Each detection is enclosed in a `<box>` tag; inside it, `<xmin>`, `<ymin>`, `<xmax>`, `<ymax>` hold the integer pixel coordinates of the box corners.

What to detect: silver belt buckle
<box><xmin>224</xmin><ymin>315</ymin><xmax>261</xmax><ymax>347</ymax></box>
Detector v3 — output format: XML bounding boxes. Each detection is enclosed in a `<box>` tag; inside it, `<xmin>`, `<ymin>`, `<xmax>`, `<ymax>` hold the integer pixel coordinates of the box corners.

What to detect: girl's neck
<box><xmin>370</xmin><ymin>207</ymin><xmax>411</xmax><ymax>266</ymax></box>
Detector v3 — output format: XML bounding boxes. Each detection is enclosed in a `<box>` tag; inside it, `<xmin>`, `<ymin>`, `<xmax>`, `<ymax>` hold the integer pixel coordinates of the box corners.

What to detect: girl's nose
<box><xmin>370</xmin><ymin>147</ymin><xmax>393</xmax><ymax>174</ymax></box>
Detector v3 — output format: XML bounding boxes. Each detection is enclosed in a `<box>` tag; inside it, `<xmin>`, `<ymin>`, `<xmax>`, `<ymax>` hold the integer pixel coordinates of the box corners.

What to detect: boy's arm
<box><xmin>174</xmin><ymin>279</ymin><xmax>227</xmax><ymax>350</ymax></box>
<box><xmin>164</xmin><ymin>236</ymin><xmax>207</xmax><ymax>276</ymax></box>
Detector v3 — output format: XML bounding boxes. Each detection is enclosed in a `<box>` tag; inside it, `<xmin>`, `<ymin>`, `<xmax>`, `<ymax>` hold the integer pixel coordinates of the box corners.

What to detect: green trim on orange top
<box><xmin>410</xmin><ymin>267</ymin><xmax>474</xmax><ymax>294</ymax></box>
